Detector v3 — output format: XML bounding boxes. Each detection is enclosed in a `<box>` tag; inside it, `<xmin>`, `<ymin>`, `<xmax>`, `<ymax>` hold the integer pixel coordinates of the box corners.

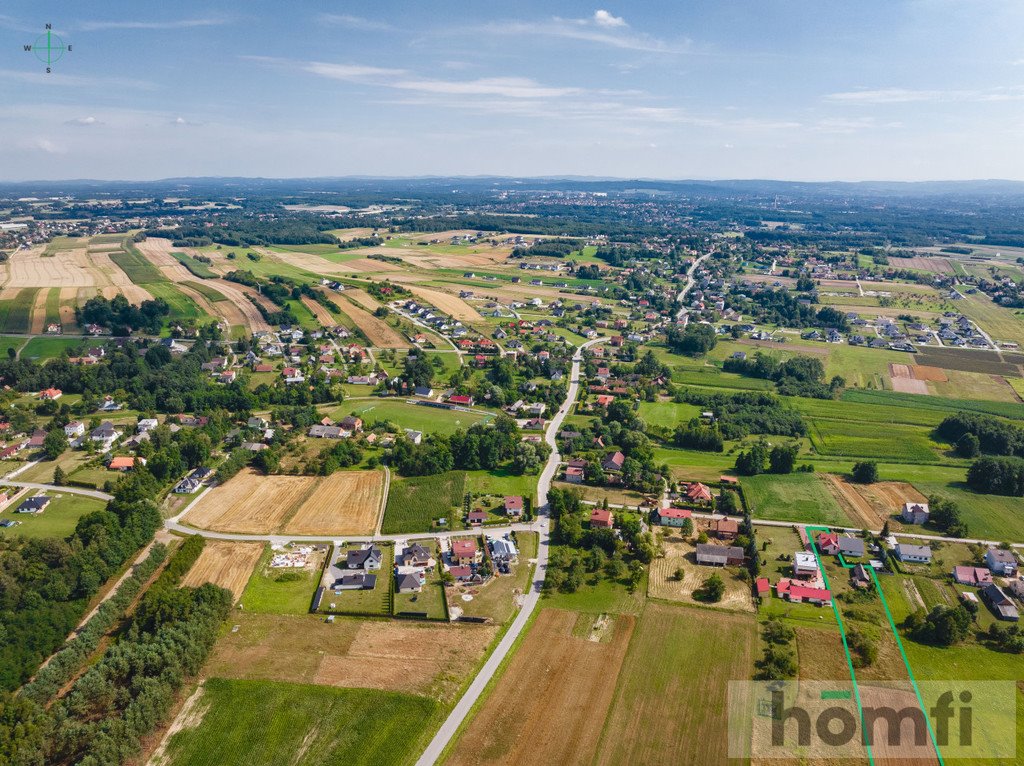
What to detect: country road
<box><xmin>413</xmin><ymin>336</ymin><xmax>606</xmax><ymax>766</ymax></box>
<box><xmin>675</xmin><ymin>251</ymin><xmax>712</xmax><ymax>321</ymax></box>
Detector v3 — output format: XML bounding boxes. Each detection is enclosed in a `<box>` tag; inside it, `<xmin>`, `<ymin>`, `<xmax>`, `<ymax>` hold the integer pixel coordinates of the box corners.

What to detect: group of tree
<box><xmin>966</xmin><ymin>455</ymin><xmax>1024</xmax><ymax>496</ymax></box>
<box><xmin>925</xmin><ymin>495</ymin><xmax>969</xmax><ymax>537</ymax></box>
<box><xmin>725</xmin><ymin>286</ymin><xmax>849</xmax><ymax>332</ymax></box>
<box><xmin>851</xmin><ymin>460</ymin><xmax>879</xmax><ymax>484</ymax></box>
<box><xmin>75</xmin><ymin>294</ymin><xmax>170</xmax><ymax>335</ymax></box>
<box><xmin>905</xmin><ymin>604</ymin><xmax>972</xmax><ymax>646</ymax></box>
<box><xmin>390</xmin><ymin>416</ymin><xmax>540</xmax><ymax>476</ymax></box>
<box><xmin>722</xmin><ymin>352</ymin><xmax>845</xmax><ymax>399</ymax></box>
<box><xmin>672</xmin><ymin>389</ymin><xmax>807</xmax><ymax>441</ymax></box>
<box><xmin>937</xmin><ymin>412</ymin><xmax>1024</xmax><ymax>458</ymax></box>
<box><xmin>665</xmin><ymin>323</ymin><xmax>717</xmax><ymax>357</ymax></box>
<box><xmin>734</xmin><ymin>442</ymin><xmax>801</xmax><ymax>476</ymax></box>
<box><xmin>754</xmin><ymin>618</ymin><xmax>798</xmax><ymax>680</ymax></box>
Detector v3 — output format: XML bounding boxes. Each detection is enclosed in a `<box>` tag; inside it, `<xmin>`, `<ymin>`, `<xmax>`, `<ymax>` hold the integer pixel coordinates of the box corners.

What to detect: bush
<box><xmin>851</xmin><ymin>461</ymin><xmax>878</xmax><ymax>483</ymax></box>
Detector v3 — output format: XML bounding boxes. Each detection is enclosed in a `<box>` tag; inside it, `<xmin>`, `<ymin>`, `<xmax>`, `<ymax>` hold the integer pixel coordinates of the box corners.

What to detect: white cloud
<box><xmin>66</xmin><ymin>116</ymin><xmax>99</xmax><ymax>126</ymax></box>
<box><xmin>825</xmin><ymin>86</ymin><xmax>1024</xmax><ymax>104</ymax></box>
<box><xmin>593</xmin><ymin>10</ymin><xmax>627</xmax><ymax>29</ymax></box>
<box><xmin>319</xmin><ymin>14</ymin><xmax>391</xmax><ymax>31</ymax></box>
<box><xmin>26</xmin><ymin>138</ymin><xmax>65</xmax><ymax>154</ymax></box>
<box><xmin>79</xmin><ymin>17</ymin><xmax>228</xmax><ymax>31</ymax></box>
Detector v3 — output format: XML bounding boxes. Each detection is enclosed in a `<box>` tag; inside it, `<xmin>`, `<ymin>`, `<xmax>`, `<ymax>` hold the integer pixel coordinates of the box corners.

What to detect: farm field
<box><xmin>742</xmin><ymin>473</ymin><xmax>851</xmax><ymax>526</ymax></box>
<box><xmin>333</xmin><ymin>292</ymin><xmax>411</xmax><ymax>347</ymax></box>
<box><xmin>180</xmin><ymin>540</ymin><xmax>263</xmax><ymax>602</ymax></box>
<box><xmin>205</xmin><ymin>610</ymin><xmax>496</xmax><ymax>701</ymax></box>
<box><xmin>957</xmin><ymin>291</ymin><xmax>1024</xmax><ymax>346</ymax></box>
<box><xmin>822</xmin><ymin>474</ymin><xmax>925</xmax><ymax>530</ymax></box>
<box><xmin>155</xmin><ymin>678</ymin><xmax>437</xmax><ymax>766</ymax></box>
<box><xmin>446</xmin><ymin>608</ymin><xmax>634</xmax><ymax>766</ymax></box>
<box><xmin>842</xmin><ymin>386</ymin><xmax>1024</xmax><ymax>421</ymax></box>
<box><xmin>0</xmin><ymin>492</ymin><xmax>106</xmax><ymax>539</ymax></box>
<box><xmin>3</xmin><ymin>287</ymin><xmax>40</xmax><ymax>333</ymax></box>
<box><xmin>636</xmin><ymin>399</ymin><xmax>703</xmax><ymax>428</ymax></box>
<box><xmin>913</xmin><ymin>481</ymin><xmax>1024</xmax><ymax>542</ymax></box>
<box><xmin>382</xmin><ymin>471</ymin><xmax>466</xmax><ymax>534</ymax></box>
<box><xmin>594</xmin><ymin>603</ymin><xmax>756</xmax><ymax>766</ymax></box>
<box><xmin>807</xmin><ymin>417</ymin><xmax>945</xmax><ymax>463</ymax></box>
<box><xmin>182</xmin><ymin>470</ymin><xmax>316</xmax><ymax>534</ymax></box>
<box><xmin>281</xmin><ymin>470</ymin><xmax>385</xmax><ymax>535</ymax></box>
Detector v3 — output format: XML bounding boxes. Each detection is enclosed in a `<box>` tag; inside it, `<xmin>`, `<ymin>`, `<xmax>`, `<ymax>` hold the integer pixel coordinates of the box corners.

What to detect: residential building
<box><xmin>985</xmin><ymin>548</ymin><xmax>1019</xmax><ymax>576</ymax></box>
<box><xmin>16</xmin><ymin>495</ymin><xmax>51</xmax><ymax>514</ymax></box>
<box><xmin>793</xmin><ymin>551</ymin><xmax>819</xmax><ymax>578</ymax></box>
<box><xmin>451</xmin><ymin>539</ymin><xmax>480</xmax><ymax>565</ymax></box>
<box><xmin>981</xmin><ymin>583</ymin><xmax>1019</xmax><ymax>621</ymax></box>
<box><xmin>504</xmin><ymin>496</ymin><xmax>524</xmax><ymax>517</ymax></box>
<box><xmin>589</xmin><ymin>508</ymin><xmax>614</xmax><ymax>528</ymax></box>
<box><xmin>656</xmin><ymin>508</ymin><xmax>692</xmax><ymax>527</ymax></box>
<box><xmin>902</xmin><ymin>502</ymin><xmax>930</xmax><ymax>525</ymax></box>
<box><xmin>346</xmin><ymin>545</ymin><xmax>383</xmax><ymax>571</ymax></box>
<box><xmin>714</xmin><ymin>518</ymin><xmax>739</xmax><ymax>540</ymax></box>
<box><xmin>953</xmin><ymin>566</ymin><xmax>993</xmax><ymax>587</ymax></box>
<box><xmin>894</xmin><ymin>543</ymin><xmax>932</xmax><ymax>564</ymax></box>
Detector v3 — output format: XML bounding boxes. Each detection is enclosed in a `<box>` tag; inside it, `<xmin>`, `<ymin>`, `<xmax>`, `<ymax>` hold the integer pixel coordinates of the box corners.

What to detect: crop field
<box><xmin>299</xmin><ymin>295</ymin><xmax>337</xmax><ymax>327</ymax></box>
<box><xmin>913</xmin><ymin>481</ymin><xmax>1024</xmax><ymax>542</ymax></box>
<box><xmin>342</xmin><ymin>400</ymin><xmax>491</xmax><ymax>434</ymax></box>
<box><xmin>929</xmin><ymin>369</ymin><xmax>1021</xmax><ymax>402</ymax></box>
<box><xmin>155</xmin><ymin>678</ymin><xmax>437</xmax><ymax>766</ymax></box>
<box><xmin>636</xmin><ymin>399</ymin><xmax>703</xmax><ymax>427</ymax></box>
<box><xmin>282</xmin><ymin>470</ymin><xmax>385</xmax><ymax>535</ymax></box>
<box><xmin>3</xmin><ymin>287</ymin><xmax>39</xmax><ymax>333</ymax></box>
<box><xmin>807</xmin><ymin>417</ymin><xmax>942</xmax><ymax>462</ymax></box>
<box><xmin>382</xmin><ymin>471</ymin><xmax>466</xmax><ymax>534</ymax></box>
<box><xmin>957</xmin><ymin>291</ymin><xmax>1024</xmax><ymax>346</ymax></box>
<box><xmin>145</xmin><ymin>282</ymin><xmax>205</xmax><ymax>320</ymax></box>
<box><xmin>183</xmin><ymin>280</ymin><xmax>227</xmax><ymax>302</ymax></box>
<box><xmin>205</xmin><ymin>611</ymin><xmax>496</xmax><ymax>701</ymax></box>
<box><xmin>787</xmin><ymin>395</ymin><xmax>945</xmax><ymax>427</ymax></box>
<box><xmin>109</xmin><ymin>241</ymin><xmax>165</xmax><ymax>284</ymax></box>
<box><xmin>180</xmin><ymin>540</ymin><xmax>263</xmax><ymax>601</ymax></box>
<box><xmin>822</xmin><ymin>475</ymin><xmax>925</xmax><ymax>530</ymax></box>
<box><xmin>842</xmin><ymin>387</ymin><xmax>1024</xmax><ymax>420</ymax></box>
<box><xmin>742</xmin><ymin>473</ymin><xmax>851</xmax><ymax>526</ymax></box>
<box><xmin>594</xmin><ymin>604</ymin><xmax>755</xmax><ymax>766</ymax></box>
<box><xmin>171</xmin><ymin>251</ymin><xmax>217</xmax><ymax>278</ymax></box>
<box><xmin>5</xmin><ymin>244</ymin><xmax>96</xmax><ymax>288</ymax></box>
<box><xmin>331</xmin><ymin>293</ymin><xmax>410</xmax><ymax>347</ymax></box>
<box><xmin>183</xmin><ymin>470</ymin><xmax>317</xmax><ymax>534</ymax></box>
<box><xmin>447</xmin><ymin>609</ymin><xmax>634</xmax><ymax>766</ymax></box>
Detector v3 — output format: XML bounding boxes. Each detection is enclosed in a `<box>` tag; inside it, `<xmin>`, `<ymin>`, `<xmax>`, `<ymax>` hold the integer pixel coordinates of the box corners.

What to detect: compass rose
<box><xmin>24</xmin><ymin>24</ymin><xmax>72</xmax><ymax>73</ymax></box>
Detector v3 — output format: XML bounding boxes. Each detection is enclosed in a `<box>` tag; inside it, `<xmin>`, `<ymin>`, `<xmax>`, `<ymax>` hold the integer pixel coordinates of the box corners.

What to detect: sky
<box><xmin>2</xmin><ymin>1</ymin><xmax>1024</xmax><ymax>182</ymax></box>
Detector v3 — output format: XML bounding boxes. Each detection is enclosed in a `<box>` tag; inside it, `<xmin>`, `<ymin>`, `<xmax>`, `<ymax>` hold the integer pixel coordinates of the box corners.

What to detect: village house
<box><xmin>985</xmin><ymin>548</ymin><xmax>1018</xmax><ymax>576</ymax></box>
<box><xmin>714</xmin><ymin>517</ymin><xmax>739</xmax><ymax>540</ymax></box>
<box><xmin>696</xmin><ymin>543</ymin><xmax>744</xmax><ymax>566</ymax></box>
<box><xmin>346</xmin><ymin>545</ymin><xmax>383</xmax><ymax>571</ymax></box>
<box><xmin>467</xmin><ymin>510</ymin><xmax>488</xmax><ymax>525</ymax></box>
<box><xmin>589</xmin><ymin>508</ymin><xmax>614</xmax><ymax>529</ymax></box>
<box><xmin>601</xmin><ymin>451</ymin><xmax>625</xmax><ymax>473</ymax></box>
<box><xmin>16</xmin><ymin>495</ymin><xmax>51</xmax><ymax>514</ymax></box>
<box><xmin>396</xmin><ymin>572</ymin><xmax>424</xmax><ymax>593</ymax></box>
<box><xmin>894</xmin><ymin>543</ymin><xmax>932</xmax><ymax>564</ymax></box>
<box><xmin>334</xmin><ymin>572</ymin><xmax>377</xmax><ymax>591</ymax></box>
<box><xmin>682</xmin><ymin>482</ymin><xmax>713</xmax><ymax>505</ymax></box>
<box><xmin>108</xmin><ymin>456</ymin><xmax>146</xmax><ymax>471</ymax></box>
<box><xmin>451</xmin><ymin>539</ymin><xmax>481</xmax><ymax>566</ymax></box>
<box><xmin>339</xmin><ymin>416</ymin><xmax>363</xmax><ymax>432</ymax></box>
<box><xmin>656</xmin><ymin>507</ymin><xmax>692</xmax><ymax>527</ymax></box>
<box><xmin>777</xmin><ymin>580</ymin><xmax>833</xmax><ymax>606</ymax></box>
<box><xmin>793</xmin><ymin>551</ymin><xmax>819</xmax><ymax>579</ymax></box>
<box><xmin>564</xmin><ymin>465</ymin><xmax>584</xmax><ymax>483</ymax></box>
<box><xmin>39</xmin><ymin>388</ymin><xmax>62</xmax><ymax>400</ymax></box>
<box><xmin>90</xmin><ymin>422</ymin><xmax>119</xmax><ymax>450</ymax></box>
<box><xmin>64</xmin><ymin>421</ymin><xmax>85</xmax><ymax>439</ymax></box>
<box><xmin>902</xmin><ymin>502</ymin><xmax>930</xmax><ymax>525</ymax></box>
<box><xmin>504</xmin><ymin>496</ymin><xmax>524</xmax><ymax>517</ymax></box>
<box><xmin>981</xmin><ymin>583</ymin><xmax>1019</xmax><ymax>621</ymax></box>
<box><xmin>953</xmin><ymin>566</ymin><xmax>993</xmax><ymax>587</ymax></box>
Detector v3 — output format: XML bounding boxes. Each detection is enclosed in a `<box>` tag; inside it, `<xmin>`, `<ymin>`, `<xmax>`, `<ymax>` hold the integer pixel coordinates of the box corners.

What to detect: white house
<box><xmin>64</xmin><ymin>421</ymin><xmax>85</xmax><ymax>439</ymax></box>
<box><xmin>985</xmin><ymin>548</ymin><xmax>1018</xmax><ymax>576</ymax></box>
<box><xmin>137</xmin><ymin>418</ymin><xmax>159</xmax><ymax>433</ymax></box>
<box><xmin>793</xmin><ymin>551</ymin><xmax>819</xmax><ymax>578</ymax></box>
<box><xmin>901</xmin><ymin>502</ymin><xmax>929</xmax><ymax>525</ymax></box>
<box><xmin>895</xmin><ymin>543</ymin><xmax>932</xmax><ymax>564</ymax></box>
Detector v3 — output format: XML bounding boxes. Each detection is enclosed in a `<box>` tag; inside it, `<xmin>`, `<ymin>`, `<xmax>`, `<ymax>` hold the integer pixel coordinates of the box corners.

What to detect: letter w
<box><xmin>23</xmin><ymin>45</ymin><xmax>32</xmax><ymax>51</ymax></box>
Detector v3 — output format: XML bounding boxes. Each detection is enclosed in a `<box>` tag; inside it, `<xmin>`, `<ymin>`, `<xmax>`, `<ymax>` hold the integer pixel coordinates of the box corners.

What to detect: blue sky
<box><xmin>2</xmin><ymin>1</ymin><xmax>1024</xmax><ymax>181</ymax></box>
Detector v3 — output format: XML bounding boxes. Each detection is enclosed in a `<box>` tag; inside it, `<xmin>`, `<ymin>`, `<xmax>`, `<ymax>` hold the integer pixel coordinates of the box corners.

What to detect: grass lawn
<box><xmin>20</xmin><ymin>336</ymin><xmax>88</xmax><ymax>360</ymax></box>
<box><xmin>239</xmin><ymin>546</ymin><xmax>322</xmax><ymax>615</ymax></box>
<box><xmin>651</xmin><ymin>446</ymin><xmax>735</xmax><ymax>483</ymax></box>
<box><xmin>0</xmin><ymin>492</ymin><xmax>107</xmax><ymax>539</ymax></box>
<box><xmin>636</xmin><ymin>399</ymin><xmax>702</xmax><ymax>428</ymax></box>
<box><xmin>67</xmin><ymin>464</ymin><xmax>117</xmax><ymax>490</ymax></box>
<box><xmin>0</xmin><ymin>336</ymin><xmax>26</xmax><ymax>358</ymax></box>
<box><xmin>742</xmin><ymin>473</ymin><xmax>851</xmax><ymax>526</ymax></box>
<box><xmin>161</xmin><ymin>678</ymin><xmax>439</xmax><ymax>766</ymax></box>
<box><xmin>328</xmin><ymin>400</ymin><xmax>492</xmax><ymax>435</ymax></box>
<box><xmin>913</xmin><ymin>481</ymin><xmax>1024</xmax><ymax>543</ymax></box>
<box><xmin>541</xmin><ymin>559</ymin><xmax>646</xmax><ymax>615</ymax></box>
<box><xmin>464</xmin><ymin>469</ymin><xmax>537</xmax><ymax>499</ymax></box>
<box><xmin>456</xmin><ymin>532</ymin><xmax>537</xmax><ymax>624</ymax></box>
<box><xmin>17</xmin><ymin>450</ymin><xmax>91</xmax><ymax>483</ymax></box>
<box><xmin>382</xmin><ymin>472</ymin><xmax>466</xmax><ymax>534</ymax></box>
<box><xmin>393</xmin><ymin>556</ymin><xmax>446</xmax><ymax>619</ymax></box>
<box><xmin>321</xmin><ymin>545</ymin><xmax>392</xmax><ymax>616</ymax></box>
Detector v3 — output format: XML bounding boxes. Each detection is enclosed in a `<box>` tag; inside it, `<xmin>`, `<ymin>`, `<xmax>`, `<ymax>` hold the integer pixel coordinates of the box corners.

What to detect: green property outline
<box><xmin>804</xmin><ymin>525</ymin><xmax>945</xmax><ymax>766</ymax></box>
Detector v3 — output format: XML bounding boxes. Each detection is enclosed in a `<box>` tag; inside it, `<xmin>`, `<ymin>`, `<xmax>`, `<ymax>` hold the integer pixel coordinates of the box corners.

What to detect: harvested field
<box><xmin>595</xmin><ymin>604</ymin><xmax>756</xmax><ymax>766</ymax></box>
<box><xmin>58</xmin><ymin>287</ymin><xmax>78</xmax><ymax>330</ymax></box>
<box><xmin>447</xmin><ymin>609</ymin><xmax>633</xmax><ymax>766</ymax></box>
<box><xmin>5</xmin><ymin>245</ymin><xmax>96</xmax><ymax>288</ymax></box>
<box><xmin>405</xmin><ymin>285</ymin><xmax>483</xmax><ymax>322</ymax></box>
<box><xmin>88</xmin><ymin>251</ymin><xmax>154</xmax><ymax>303</ymax></box>
<box><xmin>180</xmin><ymin>541</ymin><xmax>263</xmax><ymax>602</ymax></box>
<box><xmin>134</xmin><ymin>238</ymin><xmax>197</xmax><ymax>282</ymax></box>
<box><xmin>210</xmin><ymin>280</ymin><xmax>272</xmax><ymax>332</ymax></box>
<box><xmin>28</xmin><ymin>287</ymin><xmax>48</xmax><ymax>334</ymax></box>
<box><xmin>282</xmin><ymin>470</ymin><xmax>385</xmax><ymax>535</ymax></box>
<box><xmin>206</xmin><ymin>611</ymin><xmax>496</xmax><ymax>702</ymax></box>
<box><xmin>824</xmin><ymin>477</ymin><xmax>927</xmax><ymax>532</ymax></box>
<box><xmin>898</xmin><ymin>255</ymin><xmax>957</xmax><ymax>274</ymax></box>
<box><xmin>299</xmin><ymin>295</ymin><xmax>335</xmax><ymax>327</ymax></box>
<box><xmin>890</xmin><ymin>376</ymin><xmax>928</xmax><ymax>394</ymax></box>
<box><xmin>648</xmin><ymin>530</ymin><xmax>754</xmax><ymax>612</ymax></box>
<box><xmin>334</xmin><ymin>294</ymin><xmax>410</xmax><ymax>348</ymax></box>
<box><xmin>183</xmin><ymin>469</ymin><xmax>316</xmax><ymax>534</ymax></box>
<box><xmin>911</xmin><ymin>365</ymin><xmax>948</xmax><ymax>382</ymax></box>
<box><xmin>342</xmin><ymin>287</ymin><xmax>383</xmax><ymax>312</ymax></box>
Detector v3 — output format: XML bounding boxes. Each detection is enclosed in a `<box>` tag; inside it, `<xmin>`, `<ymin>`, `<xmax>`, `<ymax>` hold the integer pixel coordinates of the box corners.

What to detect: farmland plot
<box><xmin>332</xmin><ymin>293</ymin><xmax>410</xmax><ymax>347</ymax></box>
<box><xmin>807</xmin><ymin>418</ymin><xmax>941</xmax><ymax>463</ymax></box>
<box><xmin>405</xmin><ymin>285</ymin><xmax>483</xmax><ymax>322</ymax></box>
<box><xmin>447</xmin><ymin>609</ymin><xmax>633</xmax><ymax>766</ymax></box>
<box><xmin>742</xmin><ymin>473</ymin><xmax>851</xmax><ymax>527</ymax></box>
<box><xmin>180</xmin><ymin>540</ymin><xmax>263</xmax><ymax>601</ymax></box>
<box><xmin>594</xmin><ymin>604</ymin><xmax>756</xmax><ymax>766</ymax></box>
<box><xmin>183</xmin><ymin>469</ymin><xmax>316</xmax><ymax>534</ymax></box>
<box><xmin>282</xmin><ymin>470</ymin><xmax>385</xmax><ymax>535</ymax></box>
<box><xmin>5</xmin><ymin>245</ymin><xmax>96</xmax><ymax>288</ymax></box>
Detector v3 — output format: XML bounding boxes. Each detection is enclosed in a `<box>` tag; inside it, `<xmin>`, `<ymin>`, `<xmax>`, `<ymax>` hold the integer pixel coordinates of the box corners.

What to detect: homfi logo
<box><xmin>727</xmin><ymin>680</ymin><xmax>1016</xmax><ymax>761</ymax></box>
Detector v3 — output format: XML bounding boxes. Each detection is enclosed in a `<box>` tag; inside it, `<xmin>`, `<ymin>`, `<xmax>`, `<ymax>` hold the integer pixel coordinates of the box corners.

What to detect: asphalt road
<box><xmin>412</xmin><ymin>336</ymin><xmax>605</xmax><ymax>766</ymax></box>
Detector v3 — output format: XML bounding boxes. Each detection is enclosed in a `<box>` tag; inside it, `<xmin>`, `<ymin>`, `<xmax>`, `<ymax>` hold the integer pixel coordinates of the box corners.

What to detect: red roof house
<box><xmin>756</xmin><ymin>578</ymin><xmax>771</xmax><ymax>597</ymax></box>
<box><xmin>684</xmin><ymin>482</ymin><xmax>713</xmax><ymax>504</ymax></box>
<box><xmin>589</xmin><ymin>508</ymin><xmax>614</xmax><ymax>528</ymax></box>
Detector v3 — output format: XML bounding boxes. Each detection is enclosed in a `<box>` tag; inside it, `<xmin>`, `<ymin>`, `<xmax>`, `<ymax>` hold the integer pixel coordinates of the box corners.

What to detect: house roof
<box><xmin>684</xmin><ymin>482</ymin><xmax>712</xmax><ymax>502</ymax></box>
<box><xmin>108</xmin><ymin>456</ymin><xmax>137</xmax><ymax>469</ymax></box>
<box><xmin>755</xmin><ymin>577</ymin><xmax>770</xmax><ymax>594</ymax></box>
<box><xmin>817</xmin><ymin>532</ymin><xmax>839</xmax><ymax>548</ymax></box>
<box><xmin>789</xmin><ymin>584</ymin><xmax>832</xmax><ymax>601</ymax></box>
<box><xmin>987</xmin><ymin>548</ymin><xmax>1017</xmax><ymax>564</ymax></box>
<box><xmin>897</xmin><ymin>543</ymin><xmax>932</xmax><ymax>557</ymax></box>
<box><xmin>696</xmin><ymin>543</ymin><xmax>744</xmax><ymax>560</ymax></box>
<box><xmin>590</xmin><ymin>508</ymin><xmax>613</xmax><ymax>525</ymax></box>
<box><xmin>504</xmin><ymin>495</ymin><xmax>524</xmax><ymax>511</ymax></box>
<box><xmin>659</xmin><ymin>508</ymin><xmax>692</xmax><ymax>520</ymax></box>
<box><xmin>397</xmin><ymin>573</ymin><xmax>422</xmax><ymax>590</ymax></box>
<box><xmin>452</xmin><ymin>539</ymin><xmax>478</xmax><ymax>557</ymax></box>
<box><xmin>715</xmin><ymin>518</ymin><xmax>739</xmax><ymax>534</ymax></box>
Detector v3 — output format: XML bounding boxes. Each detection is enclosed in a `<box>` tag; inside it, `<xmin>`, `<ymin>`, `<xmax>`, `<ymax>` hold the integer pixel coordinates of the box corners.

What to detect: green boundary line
<box><xmin>806</xmin><ymin>526</ymin><xmax>945</xmax><ymax>765</ymax></box>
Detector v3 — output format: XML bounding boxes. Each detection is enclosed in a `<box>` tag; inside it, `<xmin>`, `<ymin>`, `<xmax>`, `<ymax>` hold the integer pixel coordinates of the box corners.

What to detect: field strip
<box><xmin>88</xmin><ymin>251</ymin><xmax>154</xmax><ymax>303</ymax></box>
<box><xmin>299</xmin><ymin>295</ymin><xmax>336</xmax><ymax>327</ymax></box>
<box><xmin>5</xmin><ymin>245</ymin><xmax>96</xmax><ymax>288</ymax></box>
<box><xmin>272</xmin><ymin>480</ymin><xmax>321</xmax><ymax>533</ymax></box>
<box><xmin>334</xmin><ymin>293</ymin><xmax>411</xmax><ymax>348</ymax></box>
<box><xmin>28</xmin><ymin>287</ymin><xmax>49</xmax><ymax>334</ymax></box>
<box><xmin>404</xmin><ymin>285</ymin><xmax>483</xmax><ymax>322</ymax></box>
